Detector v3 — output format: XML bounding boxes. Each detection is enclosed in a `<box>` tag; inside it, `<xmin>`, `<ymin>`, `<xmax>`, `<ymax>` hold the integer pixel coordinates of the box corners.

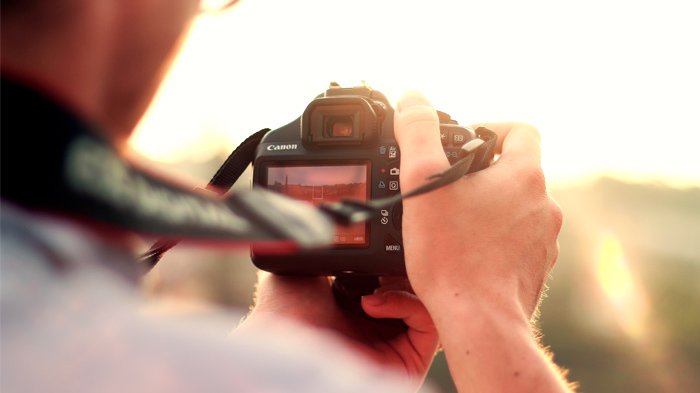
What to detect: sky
<box><xmin>130</xmin><ymin>0</ymin><xmax>700</xmax><ymax>187</ymax></box>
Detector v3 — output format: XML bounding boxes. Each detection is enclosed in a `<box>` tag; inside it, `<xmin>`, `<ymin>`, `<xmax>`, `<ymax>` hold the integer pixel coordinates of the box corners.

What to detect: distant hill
<box><xmin>551</xmin><ymin>177</ymin><xmax>700</xmax><ymax>262</ymax></box>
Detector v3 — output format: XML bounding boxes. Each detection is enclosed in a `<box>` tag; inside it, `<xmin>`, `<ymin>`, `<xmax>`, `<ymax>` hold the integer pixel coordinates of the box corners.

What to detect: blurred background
<box><xmin>132</xmin><ymin>1</ymin><xmax>700</xmax><ymax>392</ymax></box>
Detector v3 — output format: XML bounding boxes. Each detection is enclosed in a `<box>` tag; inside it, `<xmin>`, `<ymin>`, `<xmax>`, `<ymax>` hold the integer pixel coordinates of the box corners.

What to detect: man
<box><xmin>1</xmin><ymin>0</ymin><xmax>570</xmax><ymax>392</ymax></box>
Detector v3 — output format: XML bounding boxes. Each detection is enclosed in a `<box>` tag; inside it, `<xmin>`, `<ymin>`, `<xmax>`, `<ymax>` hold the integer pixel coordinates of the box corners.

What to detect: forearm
<box><xmin>428</xmin><ymin>294</ymin><xmax>572</xmax><ymax>393</ymax></box>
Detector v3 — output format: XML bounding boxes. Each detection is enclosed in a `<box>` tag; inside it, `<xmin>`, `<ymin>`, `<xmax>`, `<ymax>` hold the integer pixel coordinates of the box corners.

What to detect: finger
<box><xmin>474</xmin><ymin>122</ymin><xmax>542</xmax><ymax>166</ymax></box>
<box><xmin>394</xmin><ymin>91</ymin><xmax>450</xmax><ymax>189</ymax></box>
<box><xmin>361</xmin><ymin>291</ymin><xmax>435</xmax><ymax>334</ymax></box>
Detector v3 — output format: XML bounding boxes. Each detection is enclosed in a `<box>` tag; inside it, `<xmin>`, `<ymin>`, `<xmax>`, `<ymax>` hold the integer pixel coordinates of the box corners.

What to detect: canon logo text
<box><xmin>267</xmin><ymin>144</ymin><xmax>299</xmax><ymax>151</ymax></box>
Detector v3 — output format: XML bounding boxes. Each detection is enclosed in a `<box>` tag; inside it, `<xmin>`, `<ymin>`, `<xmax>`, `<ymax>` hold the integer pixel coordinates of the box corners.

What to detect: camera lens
<box><xmin>326</xmin><ymin>117</ymin><xmax>354</xmax><ymax>138</ymax></box>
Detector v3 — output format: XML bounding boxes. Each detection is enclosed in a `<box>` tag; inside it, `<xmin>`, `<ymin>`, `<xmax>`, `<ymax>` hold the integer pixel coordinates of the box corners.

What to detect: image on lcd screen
<box><xmin>267</xmin><ymin>164</ymin><xmax>368</xmax><ymax>246</ymax></box>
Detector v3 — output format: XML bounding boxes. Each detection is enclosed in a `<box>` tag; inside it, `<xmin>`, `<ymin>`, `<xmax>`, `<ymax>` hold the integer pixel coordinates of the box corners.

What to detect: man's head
<box><xmin>0</xmin><ymin>0</ymin><xmax>231</xmax><ymax>145</ymax></box>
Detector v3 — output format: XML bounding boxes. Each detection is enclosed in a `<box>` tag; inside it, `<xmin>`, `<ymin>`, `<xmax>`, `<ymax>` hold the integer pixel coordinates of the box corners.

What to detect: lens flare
<box><xmin>594</xmin><ymin>233</ymin><xmax>649</xmax><ymax>339</ymax></box>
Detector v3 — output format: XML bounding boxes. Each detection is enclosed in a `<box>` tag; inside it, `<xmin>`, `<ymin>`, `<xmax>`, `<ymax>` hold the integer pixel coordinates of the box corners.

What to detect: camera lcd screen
<box><xmin>266</xmin><ymin>163</ymin><xmax>369</xmax><ymax>246</ymax></box>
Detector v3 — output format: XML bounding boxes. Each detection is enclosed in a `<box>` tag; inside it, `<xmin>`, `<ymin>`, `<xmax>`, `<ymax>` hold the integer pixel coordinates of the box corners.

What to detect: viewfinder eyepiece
<box><xmin>326</xmin><ymin>117</ymin><xmax>354</xmax><ymax>138</ymax></box>
<box><xmin>302</xmin><ymin>96</ymin><xmax>378</xmax><ymax>148</ymax></box>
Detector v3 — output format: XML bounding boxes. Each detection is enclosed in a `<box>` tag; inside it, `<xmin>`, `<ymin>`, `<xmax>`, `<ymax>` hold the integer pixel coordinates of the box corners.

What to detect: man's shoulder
<box><xmin>0</xmin><ymin>203</ymin><xmax>414</xmax><ymax>393</ymax></box>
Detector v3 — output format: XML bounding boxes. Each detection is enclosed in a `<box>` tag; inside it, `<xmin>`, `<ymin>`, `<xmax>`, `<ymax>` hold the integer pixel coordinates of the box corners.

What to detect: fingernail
<box><xmin>362</xmin><ymin>294</ymin><xmax>387</xmax><ymax>306</ymax></box>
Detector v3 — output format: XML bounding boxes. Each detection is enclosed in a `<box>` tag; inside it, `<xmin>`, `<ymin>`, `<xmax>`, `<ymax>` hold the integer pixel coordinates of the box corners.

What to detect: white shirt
<box><xmin>1</xmin><ymin>202</ymin><xmax>425</xmax><ymax>393</ymax></box>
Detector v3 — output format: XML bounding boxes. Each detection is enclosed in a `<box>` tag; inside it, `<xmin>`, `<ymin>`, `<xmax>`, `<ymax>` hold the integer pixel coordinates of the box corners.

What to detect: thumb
<box><xmin>394</xmin><ymin>92</ymin><xmax>450</xmax><ymax>190</ymax></box>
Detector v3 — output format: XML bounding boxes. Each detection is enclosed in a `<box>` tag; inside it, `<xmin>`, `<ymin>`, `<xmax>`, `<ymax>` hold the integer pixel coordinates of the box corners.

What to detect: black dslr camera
<box><xmin>251</xmin><ymin>83</ymin><xmax>478</xmax><ymax>276</ymax></box>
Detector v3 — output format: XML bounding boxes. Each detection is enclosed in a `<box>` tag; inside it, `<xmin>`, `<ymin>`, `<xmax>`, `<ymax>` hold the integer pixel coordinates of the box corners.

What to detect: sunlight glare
<box><xmin>594</xmin><ymin>233</ymin><xmax>649</xmax><ymax>340</ymax></box>
<box><xmin>130</xmin><ymin>0</ymin><xmax>700</xmax><ymax>186</ymax></box>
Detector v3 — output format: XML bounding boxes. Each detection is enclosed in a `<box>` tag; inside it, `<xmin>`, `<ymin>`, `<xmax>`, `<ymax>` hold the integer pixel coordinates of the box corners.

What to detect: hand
<box><xmin>239</xmin><ymin>272</ymin><xmax>439</xmax><ymax>386</ymax></box>
<box><xmin>394</xmin><ymin>92</ymin><xmax>562</xmax><ymax>322</ymax></box>
<box><xmin>393</xmin><ymin>92</ymin><xmax>569</xmax><ymax>392</ymax></box>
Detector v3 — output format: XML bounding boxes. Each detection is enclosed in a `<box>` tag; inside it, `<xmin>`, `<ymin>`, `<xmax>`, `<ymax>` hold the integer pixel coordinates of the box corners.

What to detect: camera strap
<box><xmin>1</xmin><ymin>78</ymin><xmax>335</xmax><ymax>265</ymax></box>
<box><xmin>141</xmin><ymin>126</ymin><xmax>496</xmax><ymax>268</ymax></box>
<box><xmin>2</xmin><ymin>78</ymin><xmax>496</xmax><ymax>270</ymax></box>
<box><xmin>140</xmin><ymin>128</ymin><xmax>275</xmax><ymax>265</ymax></box>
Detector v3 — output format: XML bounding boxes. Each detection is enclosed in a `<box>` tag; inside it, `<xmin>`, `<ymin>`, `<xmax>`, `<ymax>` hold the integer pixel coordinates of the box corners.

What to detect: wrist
<box><xmin>417</xmin><ymin>277</ymin><xmax>531</xmax><ymax>333</ymax></box>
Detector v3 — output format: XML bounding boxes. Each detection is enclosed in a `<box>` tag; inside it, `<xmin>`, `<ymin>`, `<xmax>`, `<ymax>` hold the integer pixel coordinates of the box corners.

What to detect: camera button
<box><xmin>388</xmin><ymin>180</ymin><xmax>400</xmax><ymax>192</ymax></box>
<box><xmin>386</xmin><ymin>145</ymin><xmax>399</xmax><ymax>161</ymax></box>
<box><xmin>445</xmin><ymin>150</ymin><xmax>460</xmax><ymax>164</ymax></box>
<box><xmin>440</xmin><ymin>130</ymin><xmax>450</xmax><ymax>146</ymax></box>
<box><xmin>452</xmin><ymin>131</ymin><xmax>467</xmax><ymax>146</ymax></box>
<box><xmin>384</xmin><ymin>234</ymin><xmax>402</xmax><ymax>253</ymax></box>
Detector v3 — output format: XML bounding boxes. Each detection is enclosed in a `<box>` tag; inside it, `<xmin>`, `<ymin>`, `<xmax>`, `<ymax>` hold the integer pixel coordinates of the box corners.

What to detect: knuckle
<box><xmin>552</xmin><ymin>241</ymin><xmax>561</xmax><ymax>266</ymax></box>
<box><xmin>514</xmin><ymin>165</ymin><xmax>547</xmax><ymax>196</ymax></box>
<box><xmin>549</xmin><ymin>241</ymin><xmax>561</xmax><ymax>271</ymax></box>
<box><xmin>394</xmin><ymin>108</ymin><xmax>439</xmax><ymax>142</ymax></box>
<box><xmin>401</xmin><ymin>123</ymin><xmax>440</xmax><ymax>147</ymax></box>
<box><xmin>548</xmin><ymin>199</ymin><xmax>564</xmax><ymax>234</ymax></box>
